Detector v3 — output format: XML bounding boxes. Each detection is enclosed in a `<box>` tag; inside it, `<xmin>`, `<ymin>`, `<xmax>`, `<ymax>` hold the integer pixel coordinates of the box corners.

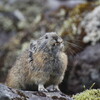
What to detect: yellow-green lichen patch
<box><xmin>73</xmin><ymin>89</ymin><xmax>100</xmax><ymax>100</ymax></box>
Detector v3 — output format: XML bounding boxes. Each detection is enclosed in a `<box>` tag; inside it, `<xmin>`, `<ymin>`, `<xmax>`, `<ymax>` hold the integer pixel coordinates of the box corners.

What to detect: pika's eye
<box><xmin>45</xmin><ymin>35</ymin><xmax>48</xmax><ymax>39</ymax></box>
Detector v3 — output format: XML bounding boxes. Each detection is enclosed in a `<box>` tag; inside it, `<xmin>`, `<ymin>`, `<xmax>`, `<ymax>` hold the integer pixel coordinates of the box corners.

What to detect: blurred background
<box><xmin>0</xmin><ymin>0</ymin><xmax>100</xmax><ymax>95</ymax></box>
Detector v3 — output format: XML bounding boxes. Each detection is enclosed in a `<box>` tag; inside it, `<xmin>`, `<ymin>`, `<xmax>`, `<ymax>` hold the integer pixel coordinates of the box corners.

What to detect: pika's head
<box><xmin>36</xmin><ymin>32</ymin><xmax>64</xmax><ymax>53</ymax></box>
<box><xmin>30</xmin><ymin>32</ymin><xmax>64</xmax><ymax>53</ymax></box>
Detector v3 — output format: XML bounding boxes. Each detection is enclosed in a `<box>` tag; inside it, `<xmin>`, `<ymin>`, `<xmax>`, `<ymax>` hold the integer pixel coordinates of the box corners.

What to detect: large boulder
<box><xmin>0</xmin><ymin>84</ymin><xmax>73</xmax><ymax>100</ymax></box>
<box><xmin>67</xmin><ymin>43</ymin><xmax>100</xmax><ymax>93</ymax></box>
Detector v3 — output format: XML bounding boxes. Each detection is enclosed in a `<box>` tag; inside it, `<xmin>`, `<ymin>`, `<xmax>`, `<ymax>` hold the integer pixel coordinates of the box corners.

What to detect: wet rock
<box><xmin>0</xmin><ymin>84</ymin><xmax>73</xmax><ymax>100</ymax></box>
<box><xmin>67</xmin><ymin>43</ymin><xmax>100</xmax><ymax>94</ymax></box>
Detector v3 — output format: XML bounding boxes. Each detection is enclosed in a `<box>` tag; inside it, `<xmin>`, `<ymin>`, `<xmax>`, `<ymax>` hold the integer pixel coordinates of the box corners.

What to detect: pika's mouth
<box><xmin>53</xmin><ymin>41</ymin><xmax>63</xmax><ymax>46</ymax></box>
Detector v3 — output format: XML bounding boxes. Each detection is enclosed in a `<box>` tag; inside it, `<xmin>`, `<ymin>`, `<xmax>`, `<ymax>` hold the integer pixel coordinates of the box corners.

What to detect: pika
<box><xmin>6</xmin><ymin>32</ymin><xmax>68</xmax><ymax>92</ymax></box>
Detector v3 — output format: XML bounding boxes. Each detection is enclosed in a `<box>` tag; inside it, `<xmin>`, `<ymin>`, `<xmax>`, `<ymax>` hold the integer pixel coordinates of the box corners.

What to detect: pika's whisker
<box><xmin>67</xmin><ymin>46</ymin><xmax>75</xmax><ymax>55</ymax></box>
<box><xmin>65</xmin><ymin>41</ymin><xmax>83</xmax><ymax>49</ymax></box>
<box><xmin>70</xmin><ymin>38</ymin><xmax>82</xmax><ymax>42</ymax></box>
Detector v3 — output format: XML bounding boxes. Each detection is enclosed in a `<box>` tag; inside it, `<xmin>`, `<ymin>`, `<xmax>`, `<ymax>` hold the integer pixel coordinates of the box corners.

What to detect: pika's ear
<box><xmin>30</xmin><ymin>40</ymin><xmax>37</xmax><ymax>52</ymax></box>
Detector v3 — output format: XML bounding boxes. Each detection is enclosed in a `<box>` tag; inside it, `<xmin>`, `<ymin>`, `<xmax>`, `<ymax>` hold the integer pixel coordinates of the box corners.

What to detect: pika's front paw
<box><xmin>38</xmin><ymin>84</ymin><xmax>48</xmax><ymax>92</ymax></box>
<box><xmin>48</xmin><ymin>85</ymin><xmax>60</xmax><ymax>92</ymax></box>
<box><xmin>39</xmin><ymin>88</ymin><xmax>48</xmax><ymax>92</ymax></box>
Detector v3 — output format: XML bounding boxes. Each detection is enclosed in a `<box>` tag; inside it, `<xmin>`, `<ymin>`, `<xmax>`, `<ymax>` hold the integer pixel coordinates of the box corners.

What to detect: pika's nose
<box><xmin>57</xmin><ymin>37</ymin><xmax>63</xmax><ymax>43</ymax></box>
<box><xmin>54</xmin><ymin>38</ymin><xmax>63</xmax><ymax>46</ymax></box>
<box><xmin>53</xmin><ymin>36</ymin><xmax>63</xmax><ymax>44</ymax></box>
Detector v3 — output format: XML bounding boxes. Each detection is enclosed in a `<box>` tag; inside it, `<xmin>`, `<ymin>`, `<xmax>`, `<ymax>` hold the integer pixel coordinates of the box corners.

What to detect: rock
<box><xmin>80</xmin><ymin>6</ymin><xmax>100</xmax><ymax>45</ymax></box>
<box><xmin>47</xmin><ymin>0</ymin><xmax>86</xmax><ymax>10</ymax></box>
<box><xmin>0</xmin><ymin>32</ymin><xmax>32</xmax><ymax>83</ymax></box>
<box><xmin>67</xmin><ymin>43</ymin><xmax>100</xmax><ymax>94</ymax></box>
<box><xmin>0</xmin><ymin>84</ymin><xmax>73</xmax><ymax>100</ymax></box>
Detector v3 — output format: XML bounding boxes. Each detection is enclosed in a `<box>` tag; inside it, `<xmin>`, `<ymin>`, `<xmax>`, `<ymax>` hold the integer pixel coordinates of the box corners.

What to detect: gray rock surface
<box><xmin>67</xmin><ymin>43</ymin><xmax>100</xmax><ymax>93</ymax></box>
<box><xmin>0</xmin><ymin>84</ymin><xmax>73</xmax><ymax>100</ymax></box>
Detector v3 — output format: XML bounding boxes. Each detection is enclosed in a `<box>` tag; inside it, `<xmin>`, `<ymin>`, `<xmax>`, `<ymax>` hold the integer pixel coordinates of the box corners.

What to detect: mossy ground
<box><xmin>73</xmin><ymin>89</ymin><xmax>100</xmax><ymax>100</ymax></box>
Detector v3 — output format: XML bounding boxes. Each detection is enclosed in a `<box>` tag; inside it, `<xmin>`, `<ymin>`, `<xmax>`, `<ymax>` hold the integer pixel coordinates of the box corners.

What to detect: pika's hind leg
<box><xmin>48</xmin><ymin>85</ymin><xmax>60</xmax><ymax>92</ymax></box>
<box><xmin>49</xmin><ymin>75</ymin><xmax>64</xmax><ymax>92</ymax></box>
<box><xmin>6</xmin><ymin>77</ymin><xmax>22</xmax><ymax>89</ymax></box>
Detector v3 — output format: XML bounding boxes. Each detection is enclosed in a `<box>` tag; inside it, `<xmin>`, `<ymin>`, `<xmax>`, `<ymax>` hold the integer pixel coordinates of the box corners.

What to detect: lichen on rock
<box><xmin>80</xmin><ymin>6</ymin><xmax>100</xmax><ymax>45</ymax></box>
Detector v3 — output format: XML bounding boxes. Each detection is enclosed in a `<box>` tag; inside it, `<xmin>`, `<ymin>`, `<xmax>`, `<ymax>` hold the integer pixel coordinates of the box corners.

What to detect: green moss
<box><xmin>73</xmin><ymin>89</ymin><xmax>100</xmax><ymax>100</ymax></box>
